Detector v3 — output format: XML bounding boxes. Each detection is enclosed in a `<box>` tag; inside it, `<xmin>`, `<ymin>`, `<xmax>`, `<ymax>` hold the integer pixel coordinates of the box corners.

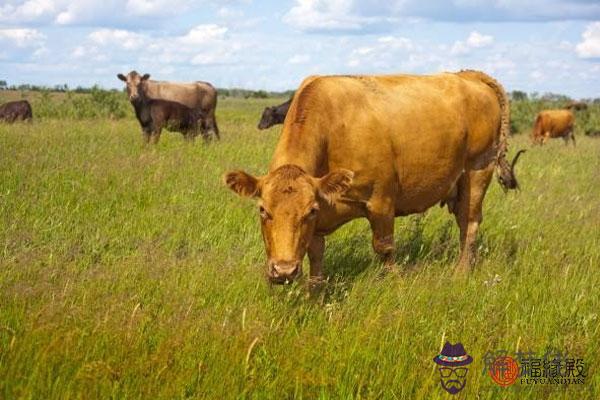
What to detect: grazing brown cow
<box><xmin>0</xmin><ymin>100</ymin><xmax>33</xmax><ymax>122</ymax></box>
<box><xmin>532</xmin><ymin>109</ymin><xmax>575</xmax><ymax>146</ymax></box>
<box><xmin>257</xmin><ymin>99</ymin><xmax>292</xmax><ymax>130</ymax></box>
<box><xmin>117</xmin><ymin>71</ymin><xmax>219</xmax><ymax>139</ymax></box>
<box><xmin>124</xmin><ymin>73</ymin><xmax>206</xmax><ymax>144</ymax></box>
<box><xmin>225</xmin><ymin>71</ymin><xmax>523</xmax><ymax>285</ymax></box>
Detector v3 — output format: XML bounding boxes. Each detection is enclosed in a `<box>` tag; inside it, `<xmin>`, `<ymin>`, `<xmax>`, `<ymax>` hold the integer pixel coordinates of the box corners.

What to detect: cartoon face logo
<box><xmin>433</xmin><ymin>342</ymin><xmax>473</xmax><ymax>395</ymax></box>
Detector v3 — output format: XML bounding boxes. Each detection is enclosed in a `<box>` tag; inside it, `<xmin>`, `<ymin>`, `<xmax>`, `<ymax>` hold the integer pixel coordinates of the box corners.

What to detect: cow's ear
<box><xmin>117</xmin><ymin>73</ymin><xmax>127</xmax><ymax>82</ymax></box>
<box><xmin>141</xmin><ymin>74</ymin><xmax>150</xmax><ymax>81</ymax></box>
<box><xmin>224</xmin><ymin>170</ymin><xmax>262</xmax><ymax>198</ymax></box>
<box><xmin>316</xmin><ymin>169</ymin><xmax>353</xmax><ymax>203</ymax></box>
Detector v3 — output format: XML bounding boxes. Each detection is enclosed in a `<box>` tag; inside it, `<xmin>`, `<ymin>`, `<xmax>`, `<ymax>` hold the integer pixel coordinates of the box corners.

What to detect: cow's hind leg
<box><xmin>570</xmin><ymin>131</ymin><xmax>576</xmax><ymax>146</ymax></box>
<box><xmin>209</xmin><ymin>112</ymin><xmax>220</xmax><ymax>140</ymax></box>
<box><xmin>452</xmin><ymin>164</ymin><xmax>494</xmax><ymax>275</ymax></box>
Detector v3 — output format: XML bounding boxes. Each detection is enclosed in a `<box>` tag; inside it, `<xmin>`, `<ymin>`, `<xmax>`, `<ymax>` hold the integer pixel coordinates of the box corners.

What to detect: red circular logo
<box><xmin>489</xmin><ymin>356</ymin><xmax>519</xmax><ymax>386</ymax></box>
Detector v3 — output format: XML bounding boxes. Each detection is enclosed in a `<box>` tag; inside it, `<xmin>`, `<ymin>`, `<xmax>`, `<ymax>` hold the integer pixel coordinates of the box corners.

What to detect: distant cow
<box><xmin>565</xmin><ymin>101</ymin><xmax>588</xmax><ymax>111</ymax></box>
<box><xmin>586</xmin><ymin>128</ymin><xmax>600</xmax><ymax>137</ymax></box>
<box><xmin>257</xmin><ymin>99</ymin><xmax>292</xmax><ymax>130</ymax></box>
<box><xmin>0</xmin><ymin>100</ymin><xmax>32</xmax><ymax>123</ymax></box>
<box><xmin>123</xmin><ymin>73</ymin><xmax>206</xmax><ymax>144</ymax></box>
<box><xmin>532</xmin><ymin>109</ymin><xmax>575</xmax><ymax>146</ymax></box>
<box><xmin>118</xmin><ymin>71</ymin><xmax>219</xmax><ymax>140</ymax></box>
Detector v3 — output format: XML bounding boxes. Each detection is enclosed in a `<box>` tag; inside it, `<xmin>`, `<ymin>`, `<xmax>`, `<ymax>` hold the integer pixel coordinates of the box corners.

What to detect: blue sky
<box><xmin>1</xmin><ymin>0</ymin><xmax>599</xmax><ymax>97</ymax></box>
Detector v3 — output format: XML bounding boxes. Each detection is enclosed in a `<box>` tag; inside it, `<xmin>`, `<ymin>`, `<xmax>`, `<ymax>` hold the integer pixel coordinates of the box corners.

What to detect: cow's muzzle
<box><xmin>267</xmin><ymin>260</ymin><xmax>302</xmax><ymax>284</ymax></box>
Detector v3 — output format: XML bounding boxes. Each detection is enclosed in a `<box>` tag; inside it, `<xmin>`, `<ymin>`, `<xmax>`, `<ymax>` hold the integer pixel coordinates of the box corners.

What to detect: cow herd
<box><xmin>0</xmin><ymin>70</ymin><xmax>596</xmax><ymax>287</ymax></box>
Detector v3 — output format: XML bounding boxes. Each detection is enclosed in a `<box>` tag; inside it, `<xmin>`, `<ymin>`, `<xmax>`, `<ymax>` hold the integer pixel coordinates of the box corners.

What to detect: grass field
<box><xmin>1</xmin><ymin>97</ymin><xmax>599</xmax><ymax>399</ymax></box>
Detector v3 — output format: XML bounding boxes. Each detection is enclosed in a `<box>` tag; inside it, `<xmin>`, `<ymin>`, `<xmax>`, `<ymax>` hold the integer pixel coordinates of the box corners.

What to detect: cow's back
<box><xmin>145</xmin><ymin>80</ymin><xmax>216</xmax><ymax>111</ymax></box>
<box><xmin>272</xmin><ymin>73</ymin><xmax>502</xmax><ymax>215</ymax></box>
<box><xmin>275</xmin><ymin>74</ymin><xmax>499</xmax><ymax>169</ymax></box>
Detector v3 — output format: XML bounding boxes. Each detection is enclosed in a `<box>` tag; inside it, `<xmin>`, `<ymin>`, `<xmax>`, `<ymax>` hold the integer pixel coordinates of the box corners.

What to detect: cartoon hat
<box><xmin>433</xmin><ymin>342</ymin><xmax>473</xmax><ymax>367</ymax></box>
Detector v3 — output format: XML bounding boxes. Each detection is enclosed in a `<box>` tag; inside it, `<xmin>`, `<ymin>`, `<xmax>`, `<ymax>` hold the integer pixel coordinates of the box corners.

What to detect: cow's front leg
<box><xmin>150</xmin><ymin>129</ymin><xmax>161</xmax><ymax>144</ymax></box>
<box><xmin>367</xmin><ymin>200</ymin><xmax>395</xmax><ymax>268</ymax></box>
<box><xmin>142</xmin><ymin>128</ymin><xmax>151</xmax><ymax>144</ymax></box>
<box><xmin>307</xmin><ymin>235</ymin><xmax>325</xmax><ymax>290</ymax></box>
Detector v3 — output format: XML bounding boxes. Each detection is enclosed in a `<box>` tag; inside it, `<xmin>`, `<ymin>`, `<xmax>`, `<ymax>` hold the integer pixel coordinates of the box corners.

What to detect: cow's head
<box><xmin>225</xmin><ymin>164</ymin><xmax>353</xmax><ymax>284</ymax></box>
<box><xmin>257</xmin><ymin>107</ymin><xmax>276</xmax><ymax>130</ymax></box>
<box><xmin>117</xmin><ymin>71</ymin><xmax>150</xmax><ymax>101</ymax></box>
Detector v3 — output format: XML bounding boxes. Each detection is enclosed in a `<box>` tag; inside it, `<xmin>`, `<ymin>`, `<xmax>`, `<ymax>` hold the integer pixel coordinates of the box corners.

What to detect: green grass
<box><xmin>1</xmin><ymin>97</ymin><xmax>599</xmax><ymax>399</ymax></box>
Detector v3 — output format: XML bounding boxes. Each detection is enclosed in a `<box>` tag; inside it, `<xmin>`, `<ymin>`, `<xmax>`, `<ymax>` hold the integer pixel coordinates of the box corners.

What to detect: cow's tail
<box><xmin>458</xmin><ymin>70</ymin><xmax>522</xmax><ymax>192</ymax></box>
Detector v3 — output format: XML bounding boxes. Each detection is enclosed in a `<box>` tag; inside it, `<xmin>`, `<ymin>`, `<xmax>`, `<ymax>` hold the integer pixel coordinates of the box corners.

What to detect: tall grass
<box><xmin>0</xmin><ymin>97</ymin><xmax>599</xmax><ymax>399</ymax></box>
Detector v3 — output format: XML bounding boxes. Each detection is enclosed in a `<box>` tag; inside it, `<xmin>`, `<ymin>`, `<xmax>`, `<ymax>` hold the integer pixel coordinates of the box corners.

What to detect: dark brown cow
<box><xmin>117</xmin><ymin>71</ymin><xmax>219</xmax><ymax>139</ymax></box>
<box><xmin>565</xmin><ymin>101</ymin><xmax>588</xmax><ymax>111</ymax></box>
<box><xmin>586</xmin><ymin>128</ymin><xmax>600</xmax><ymax>137</ymax></box>
<box><xmin>125</xmin><ymin>74</ymin><xmax>206</xmax><ymax>144</ymax></box>
<box><xmin>258</xmin><ymin>99</ymin><xmax>292</xmax><ymax>130</ymax></box>
<box><xmin>0</xmin><ymin>100</ymin><xmax>33</xmax><ymax>123</ymax></box>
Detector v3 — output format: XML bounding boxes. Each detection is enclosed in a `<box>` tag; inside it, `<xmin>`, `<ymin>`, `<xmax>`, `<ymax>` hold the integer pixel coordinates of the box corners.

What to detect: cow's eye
<box><xmin>306</xmin><ymin>206</ymin><xmax>319</xmax><ymax>219</ymax></box>
<box><xmin>259</xmin><ymin>206</ymin><xmax>270</xmax><ymax>220</ymax></box>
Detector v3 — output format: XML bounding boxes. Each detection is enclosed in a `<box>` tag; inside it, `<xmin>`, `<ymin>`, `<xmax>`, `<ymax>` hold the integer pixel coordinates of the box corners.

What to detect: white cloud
<box><xmin>289</xmin><ymin>54</ymin><xmax>310</xmax><ymax>64</ymax></box>
<box><xmin>466</xmin><ymin>31</ymin><xmax>494</xmax><ymax>48</ymax></box>
<box><xmin>89</xmin><ymin>29</ymin><xmax>147</xmax><ymax>50</ymax></box>
<box><xmin>451</xmin><ymin>31</ymin><xmax>494</xmax><ymax>55</ymax></box>
<box><xmin>1</xmin><ymin>0</ymin><xmax>193</xmax><ymax>26</ymax></box>
<box><xmin>125</xmin><ymin>0</ymin><xmax>191</xmax><ymax>17</ymax></box>
<box><xmin>178</xmin><ymin>24</ymin><xmax>228</xmax><ymax>46</ymax></box>
<box><xmin>346</xmin><ymin>35</ymin><xmax>415</xmax><ymax>68</ymax></box>
<box><xmin>0</xmin><ymin>28</ymin><xmax>45</xmax><ymax>47</ymax></box>
<box><xmin>576</xmin><ymin>22</ymin><xmax>600</xmax><ymax>58</ymax></box>
<box><xmin>283</xmin><ymin>0</ymin><xmax>600</xmax><ymax>33</ymax></box>
<box><xmin>0</xmin><ymin>0</ymin><xmax>56</xmax><ymax>23</ymax></box>
<box><xmin>217</xmin><ymin>6</ymin><xmax>243</xmax><ymax>19</ymax></box>
<box><xmin>283</xmin><ymin>0</ymin><xmax>388</xmax><ymax>32</ymax></box>
<box><xmin>530</xmin><ymin>70</ymin><xmax>544</xmax><ymax>81</ymax></box>
<box><xmin>81</xmin><ymin>24</ymin><xmax>241</xmax><ymax>66</ymax></box>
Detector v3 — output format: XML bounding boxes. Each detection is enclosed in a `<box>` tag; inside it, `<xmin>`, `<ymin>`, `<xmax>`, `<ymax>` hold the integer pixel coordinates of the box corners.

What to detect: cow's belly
<box><xmin>394</xmin><ymin>158</ymin><xmax>463</xmax><ymax>215</ymax></box>
<box><xmin>391</xmin><ymin>124</ymin><xmax>467</xmax><ymax>215</ymax></box>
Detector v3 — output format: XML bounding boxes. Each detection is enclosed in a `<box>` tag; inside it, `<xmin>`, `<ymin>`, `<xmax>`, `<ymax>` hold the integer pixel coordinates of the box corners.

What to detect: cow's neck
<box><xmin>269</xmin><ymin>123</ymin><xmax>327</xmax><ymax>177</ymax></box>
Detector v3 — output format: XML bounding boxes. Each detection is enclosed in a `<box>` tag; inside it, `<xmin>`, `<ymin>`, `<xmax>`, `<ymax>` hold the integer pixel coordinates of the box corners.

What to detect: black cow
<box><xmin>257</xmin><ymin>98</ymin><xmax>291</xmax><ymax>130</ymax></box>
<box><xmin>586</xmin><ymin>128</ymin><xmax>600</xmax><ymax>137</ymax></box>
<box><xmin>0</xmin><ymin>100</ymin><xmax>33</xmax><ymax>123</ymax></box>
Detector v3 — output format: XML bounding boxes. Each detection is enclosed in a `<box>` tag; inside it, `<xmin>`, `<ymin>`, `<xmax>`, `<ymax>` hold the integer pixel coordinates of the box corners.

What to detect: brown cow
<box><xmin>532</xmin><ymin>109</ymin><xmax>575</xmax><ymax>146</ymax></box>
<box><xmin>124</xmin><ymin>73</ymin><xmax>206</xmax><ymax>144</ymax></box>
<box><xmin>0</xmin><ymin>100</ymin><xmax>33</xmax><ymax>122</ymax></box>
<box><xmin>117</xmin><ymin>71</ymin><xmax>219</xmax><ymax>139</ymax></box>
<box><xmin>225</xmin><ymin>71</ymin><xmax>523</xmax><ymax>285</ymax></box>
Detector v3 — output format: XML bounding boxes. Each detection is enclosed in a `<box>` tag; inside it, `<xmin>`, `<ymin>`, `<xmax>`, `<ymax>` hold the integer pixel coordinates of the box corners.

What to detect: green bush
<box><xmin>31</xmin><ymin>86</ymin><xmax>130</xmax><ymax>120</ymax></box>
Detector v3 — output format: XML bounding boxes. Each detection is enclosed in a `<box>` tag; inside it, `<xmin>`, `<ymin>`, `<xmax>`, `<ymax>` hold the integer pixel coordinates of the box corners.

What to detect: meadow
<box><xmin>1</xmin><ymin>93</ymin><xmax>599</xmax><ymax>399</ymax></box>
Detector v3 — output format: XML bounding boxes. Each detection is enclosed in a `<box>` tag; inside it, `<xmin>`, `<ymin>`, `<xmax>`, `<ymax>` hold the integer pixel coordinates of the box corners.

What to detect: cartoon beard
<box><xmin>441</xmin><ymin>378</ymin><xmax>466</xmax><ymax>395</ymax></box>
